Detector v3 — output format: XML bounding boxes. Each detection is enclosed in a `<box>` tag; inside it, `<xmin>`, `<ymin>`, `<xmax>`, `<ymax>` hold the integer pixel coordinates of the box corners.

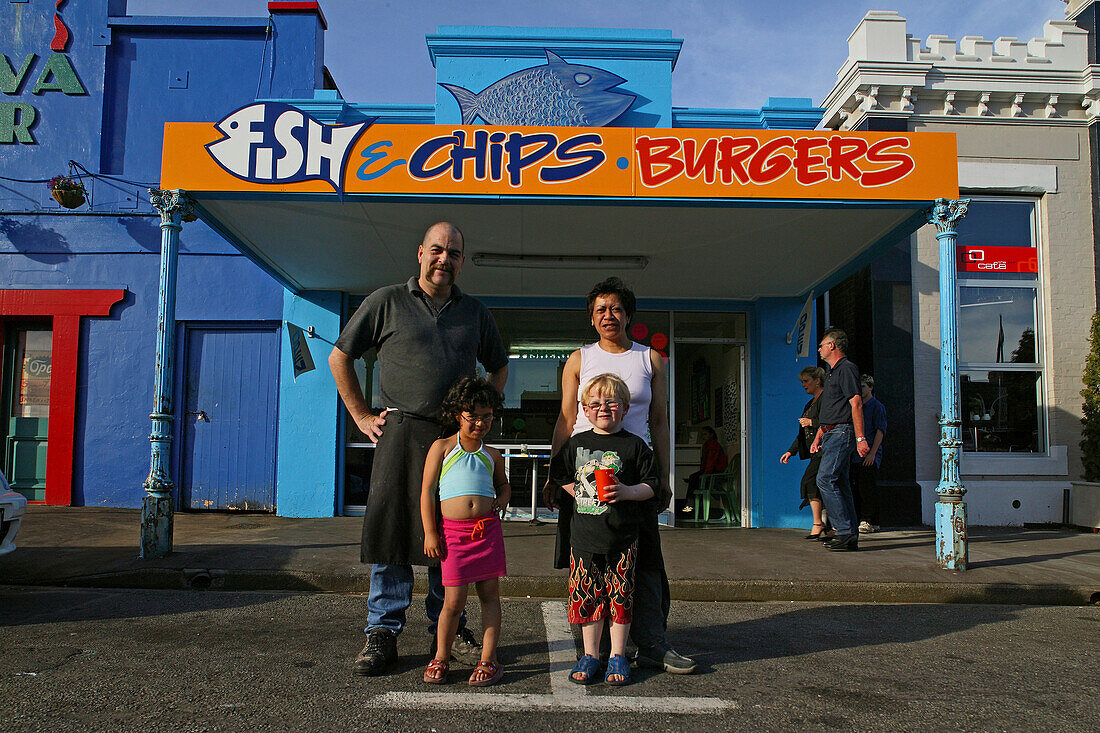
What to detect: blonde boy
<box><xmin>548</xmin><ymin>373</ymin><xmax>657</xmax><ymax>686</ymax></box>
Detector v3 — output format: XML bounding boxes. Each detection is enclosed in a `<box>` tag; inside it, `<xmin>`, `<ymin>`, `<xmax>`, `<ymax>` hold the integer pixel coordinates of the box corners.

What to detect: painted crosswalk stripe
<box><xmin>366</xmin><ymin>600</ymin><xmax>737</xmax><ymax>713</ymax></box>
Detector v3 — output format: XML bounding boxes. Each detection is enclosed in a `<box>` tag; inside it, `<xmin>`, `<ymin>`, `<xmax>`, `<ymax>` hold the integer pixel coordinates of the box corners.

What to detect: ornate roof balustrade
<box><xmin>823</xmin><ymin>10</ymin><xmax>1100</xmax><ymax>129</ymax></box>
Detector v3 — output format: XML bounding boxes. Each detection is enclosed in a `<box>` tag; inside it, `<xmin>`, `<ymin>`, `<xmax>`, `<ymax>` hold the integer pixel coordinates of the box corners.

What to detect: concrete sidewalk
<box><xmin>1</xmin><ymin>506</ymin><xmax>1097</xmax><ymax>605</ymax></box>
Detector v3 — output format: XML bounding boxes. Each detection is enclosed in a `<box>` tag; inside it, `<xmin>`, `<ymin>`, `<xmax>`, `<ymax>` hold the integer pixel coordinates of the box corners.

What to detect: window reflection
<box><xmin>494</xmin><ymin>308</ymin><xmax>592</xmax><ymax>444</ymax></box>
<box><xmin>958</xmin><ymin>288</ymin><xmax>1037</xmax><ymax>364</ymax></box>
<box><xmin>961</xmin><ymin>370</ymin><xmax>1042</xmax><ymax>453</ymax></box>
<box><xmin>955</xmin><ymin>199</ymin><xmax>1037</xmax><ymax>283</ymax></box>
<box><xmin>955</xmin><ymin>198</ymin><xmax>1044</xmax><ymax>454</ymax></box>
<box><xmin>955</xmin><ymin>200</ymin><xmax>1033</xmax><ymax>248</ymax></box>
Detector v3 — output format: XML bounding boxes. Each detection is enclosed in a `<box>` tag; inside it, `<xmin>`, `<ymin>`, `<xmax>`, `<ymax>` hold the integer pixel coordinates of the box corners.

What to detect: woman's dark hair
<box><xmin>701</xmin><ymin>426</ymin><xmax>718</xmax><ymax>441</ymax></box>
<box><xmin>799</xmin><ymin>365</ymin><xmax>826</xmax><ymax>385</ymax></box>
<box><xmin>442</xmin><ymin>376</ymin><xmax>503</xmax><ymax>424</ymax></box>
<box><xmin>586</xmin><ymin>277</ymin><xmax>636</xmax><ymax>322</ymax></box>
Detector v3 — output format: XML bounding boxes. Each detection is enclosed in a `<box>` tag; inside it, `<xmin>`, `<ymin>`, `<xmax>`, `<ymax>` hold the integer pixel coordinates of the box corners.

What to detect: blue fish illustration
<box><xmin>440</xmin><ymin>51</ymin><xmax>635</xmax><ymax>127</ymax></box>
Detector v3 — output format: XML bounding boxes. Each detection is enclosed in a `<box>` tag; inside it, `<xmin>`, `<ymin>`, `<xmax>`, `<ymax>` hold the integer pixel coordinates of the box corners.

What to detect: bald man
<box><xmin>330</xmin><ymin>222</ymin><xmax>509</xmax><ymax>676</ymax></box>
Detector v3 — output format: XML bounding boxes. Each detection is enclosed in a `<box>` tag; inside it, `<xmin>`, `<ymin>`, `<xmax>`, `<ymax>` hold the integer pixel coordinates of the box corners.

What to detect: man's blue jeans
<box><xmin>815</xmin><ymin>425</ymin><xmax>858</xmax><ymax>536</ymax></box>
<box><xmin>366</xmin><ymin>563</ymin><xmax>465</xmax><ymax>636</ymax></box>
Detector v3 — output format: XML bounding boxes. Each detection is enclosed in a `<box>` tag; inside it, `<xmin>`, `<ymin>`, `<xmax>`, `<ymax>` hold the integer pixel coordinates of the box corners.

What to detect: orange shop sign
<box><xmin>161</xmin><ymin>105</ymin><xmax>957</xmax><ymax>200</ymax></box>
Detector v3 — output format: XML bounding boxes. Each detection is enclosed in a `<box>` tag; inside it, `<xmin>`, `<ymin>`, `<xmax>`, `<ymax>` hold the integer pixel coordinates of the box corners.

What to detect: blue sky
<box><xmin>129</xmin><ymin>0</ymin><xmax>1069</xmax><ymax>109</ymax></box>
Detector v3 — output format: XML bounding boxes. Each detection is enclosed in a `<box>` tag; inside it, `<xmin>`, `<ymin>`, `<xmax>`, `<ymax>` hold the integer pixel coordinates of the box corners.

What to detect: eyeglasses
<box><xmin>460</xmin><ymin>413</ymin><xmax>494</xmax><ymax>426</ymax></box>
<box><xmin>583</xmin><ymin>400</ymin><xmax>621</xmax><ymax>412</ymax></box>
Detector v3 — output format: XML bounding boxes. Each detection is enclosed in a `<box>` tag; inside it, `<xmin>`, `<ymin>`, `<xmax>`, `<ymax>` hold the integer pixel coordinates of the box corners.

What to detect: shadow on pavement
<box><xmin>680</xmin><ymin>602</ymin><xmax>1021</xmax><ymax>671</ymax></box>
<box><xmin>0</xmin><ymin>585</ymin><xmax>298</xmax><ymax>627</ymax></box>
<box><xmin>968</xmin><ymin>547</ymin><xmax>1100</xmax><ymax>570</ymax></box>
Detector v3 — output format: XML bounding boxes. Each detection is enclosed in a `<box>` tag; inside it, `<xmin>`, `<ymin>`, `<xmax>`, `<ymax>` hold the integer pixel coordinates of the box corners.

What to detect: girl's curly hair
<box><xmin>441</xmin><ymin>376</ymin><xmax>503</xmax><ymax>427</ymax></box>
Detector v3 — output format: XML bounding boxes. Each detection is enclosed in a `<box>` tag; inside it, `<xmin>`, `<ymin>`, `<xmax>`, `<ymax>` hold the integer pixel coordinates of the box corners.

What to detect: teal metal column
<box><xmin>929</xmin><ymin>198</ymin><xmax>970</xmax><ymax>571</ymax></box>
<box><xmin>140</xmin><ymin>189</ymin><xmax>194</xmax><ymax>559</ymax></box>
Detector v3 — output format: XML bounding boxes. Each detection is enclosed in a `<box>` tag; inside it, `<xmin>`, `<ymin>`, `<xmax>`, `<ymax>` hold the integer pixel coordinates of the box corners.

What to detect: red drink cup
<box><xmin>594</xmin><ymin>468</ymin><xmax>616</xmax><ymax>501</ymax></box>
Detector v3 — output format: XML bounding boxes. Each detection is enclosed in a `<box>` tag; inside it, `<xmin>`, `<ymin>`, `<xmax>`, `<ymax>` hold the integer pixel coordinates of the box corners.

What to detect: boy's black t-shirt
<box><xmin>549</xmin><ymin>429</ymin><xmax>658</xmax><ymax>554</ymax></box>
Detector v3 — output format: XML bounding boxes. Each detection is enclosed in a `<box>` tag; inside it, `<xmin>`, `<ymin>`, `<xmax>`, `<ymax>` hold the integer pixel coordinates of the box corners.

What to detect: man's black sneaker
<box><xmin>450</xmin><ymin>626</ymin><xmax>483</xmax><ymax>665</ymax></box>
<box><xmin>354</xmin><ymin>628</ymin><xmax>398</xmax><ymax>676</ymax></box>
<box><xmin>429</xmin><ymin>626</ymin><xmax>483</xmax><ymax>664</ymax></box>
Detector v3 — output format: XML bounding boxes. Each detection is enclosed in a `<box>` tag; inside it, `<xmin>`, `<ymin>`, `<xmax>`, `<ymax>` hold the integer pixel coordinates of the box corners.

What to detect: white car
<box><xmin>0</xmin><ymin>470</ymin><xmax>27</xmax><ymax>555</ymax></box>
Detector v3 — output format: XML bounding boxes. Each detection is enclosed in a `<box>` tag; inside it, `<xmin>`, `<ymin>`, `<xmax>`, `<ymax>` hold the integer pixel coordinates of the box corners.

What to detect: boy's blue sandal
<box><xmin>604</xmin><ymin>654</ymin><xmax>631</xmax><ymax>686</ymax></box>
<box><xmin>570</xmin><ymin>654</ymin><xmax>601</xmax><ymax>685</ymax></box>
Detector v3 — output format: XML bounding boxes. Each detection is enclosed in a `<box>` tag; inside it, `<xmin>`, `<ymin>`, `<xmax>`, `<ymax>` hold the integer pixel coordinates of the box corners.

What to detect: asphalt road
<box><xmin>2</xmin><ymin>586</ymin><xmax>1097</xmax><ymax>732</ymax></box>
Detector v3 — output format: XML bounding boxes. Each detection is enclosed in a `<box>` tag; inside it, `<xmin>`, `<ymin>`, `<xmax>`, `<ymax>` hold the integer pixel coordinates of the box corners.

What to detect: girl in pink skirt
<box><xmin>420</xmin><ymin>377</ymin><xmax>511</xmax><ymax>686</ymax></box>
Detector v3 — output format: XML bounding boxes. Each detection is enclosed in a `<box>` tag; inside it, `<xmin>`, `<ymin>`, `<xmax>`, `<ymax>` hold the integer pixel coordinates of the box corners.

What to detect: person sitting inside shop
<box><xmin>680</xmin><ymin>426</ymin><xmax>728</xmax><ymax>514</ymax></box>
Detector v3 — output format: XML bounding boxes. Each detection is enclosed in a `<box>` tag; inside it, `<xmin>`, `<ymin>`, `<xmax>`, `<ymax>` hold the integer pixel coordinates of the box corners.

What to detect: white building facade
<box><xmin>822</xmin><ymin>5</ymin><xmax>1100</xmax><ymax>525</ymax></box>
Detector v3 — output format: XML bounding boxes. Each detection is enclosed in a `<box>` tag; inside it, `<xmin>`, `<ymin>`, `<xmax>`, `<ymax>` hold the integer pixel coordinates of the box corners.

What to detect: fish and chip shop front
<box><xmin>157</xmin><ymin>22</ymin><xmax>960</xmax><ymax>528</ymax></box>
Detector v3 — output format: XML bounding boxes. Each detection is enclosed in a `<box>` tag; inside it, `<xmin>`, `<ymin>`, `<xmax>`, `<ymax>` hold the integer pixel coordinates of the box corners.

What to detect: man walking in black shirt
<box><xmin>809</xmin><ymin>328</ymin><xmax>870</xmax><ymax>551</ymax></box>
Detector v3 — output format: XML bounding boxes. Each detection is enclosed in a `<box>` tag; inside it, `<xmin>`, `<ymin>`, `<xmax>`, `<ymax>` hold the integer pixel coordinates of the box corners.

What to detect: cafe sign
<box><xmin>956</xmin><ymin>246</ymin><xmax>1038</xmax><ymax>274</ymax></box>
<box><xmin>162</xmin><ymin>102</ymin><xmax>958</xmax><ymax>200</ymax></box>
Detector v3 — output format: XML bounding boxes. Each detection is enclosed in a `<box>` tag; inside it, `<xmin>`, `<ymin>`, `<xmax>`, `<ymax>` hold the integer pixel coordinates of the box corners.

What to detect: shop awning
<box><xmin>162</xmin><ymin>110</ymin><xmax>958</xmax><ymax>299</ymax></box>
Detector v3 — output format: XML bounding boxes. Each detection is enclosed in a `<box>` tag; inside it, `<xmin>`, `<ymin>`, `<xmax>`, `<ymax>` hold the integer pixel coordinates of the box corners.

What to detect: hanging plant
<box><xmin>47</xmin><ymin>174</ymin><xmax>87</xmax><ymax>209</ymax></box>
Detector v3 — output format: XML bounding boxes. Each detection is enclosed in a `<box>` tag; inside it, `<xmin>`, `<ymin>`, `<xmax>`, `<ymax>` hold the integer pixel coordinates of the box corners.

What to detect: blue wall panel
<box><xmin>101</xmin><ymin>30</ymin><xmax>268</xmax><ymax>181</ymax></box>
<box><xmin>750</xmin><ymin>297</ymin><xmax>819</xmax><ymax>528</ymax></box>
<box><xmin>276</xmin><ymin>289</ymin><xmax>341</xmax><ymax>517</ymax></box>
<box><xmin>176</xmin><ymin>254</ymin><xmax>284</xmax><ymax>322</ymax></box>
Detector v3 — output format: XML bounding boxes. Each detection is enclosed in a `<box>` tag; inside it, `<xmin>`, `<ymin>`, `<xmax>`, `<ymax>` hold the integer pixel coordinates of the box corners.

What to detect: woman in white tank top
<box><xmin>543</xmin><ymin>277</ymin><xmax>695</xmax><ymax>675</ymax></box>
<box><xmin>548</xmin><ymin>278</ymin><xmax>668</xmax><ymax>492</ymax></box>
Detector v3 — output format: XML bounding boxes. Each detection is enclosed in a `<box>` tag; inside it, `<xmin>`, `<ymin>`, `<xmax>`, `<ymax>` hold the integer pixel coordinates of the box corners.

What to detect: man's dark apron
<box><xmin>360</xmin><ymin>410</ymin><xmax>445</xmax><ymax>566</ymax></box>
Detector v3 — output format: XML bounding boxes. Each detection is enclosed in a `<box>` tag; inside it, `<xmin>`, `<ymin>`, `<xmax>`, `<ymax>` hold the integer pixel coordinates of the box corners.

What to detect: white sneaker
<box><xmin>858</xmin><ymin>521</ymin><xmax>876</xmax><ymax>533</ymax></box>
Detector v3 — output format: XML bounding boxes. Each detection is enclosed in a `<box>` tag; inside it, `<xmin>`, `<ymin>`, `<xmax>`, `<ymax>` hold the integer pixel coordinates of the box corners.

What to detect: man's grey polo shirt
<box><xmin>335</xmin><ymin>277</ymin><xmax>508</xmax><ymax>421</ymax></box>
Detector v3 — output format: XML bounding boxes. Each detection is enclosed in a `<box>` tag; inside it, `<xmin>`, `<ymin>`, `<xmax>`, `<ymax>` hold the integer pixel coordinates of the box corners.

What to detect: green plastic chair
<box><xmin>691</xmin><ymin>453</ymin><xmax>741</xmax><ymax>526</ymax></box>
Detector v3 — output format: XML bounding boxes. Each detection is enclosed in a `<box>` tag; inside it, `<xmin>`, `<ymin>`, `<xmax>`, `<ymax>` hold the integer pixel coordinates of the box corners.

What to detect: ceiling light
<box><xmin>472</xmin><ymin>253</ymin><xmax>649</xmax><ymax>270</ymax></box>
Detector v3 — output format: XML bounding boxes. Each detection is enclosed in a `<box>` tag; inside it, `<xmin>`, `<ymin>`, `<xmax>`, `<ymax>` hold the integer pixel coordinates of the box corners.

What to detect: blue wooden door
<box><xmin>180</xmin><ymin>325</ymin><xmax>279</xmax><ymax>511</ymax></box>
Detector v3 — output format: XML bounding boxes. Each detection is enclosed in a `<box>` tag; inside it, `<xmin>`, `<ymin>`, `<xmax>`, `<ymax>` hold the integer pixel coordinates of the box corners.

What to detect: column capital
<box><xmin>927</xmin><ymin>198</ymin><xmax>970</xmax><ymax>234</ymax></box>
<box><xmin>148</xmin><ymin>188</ymin><xmax>195</xmax><ymax>225</ymax></box>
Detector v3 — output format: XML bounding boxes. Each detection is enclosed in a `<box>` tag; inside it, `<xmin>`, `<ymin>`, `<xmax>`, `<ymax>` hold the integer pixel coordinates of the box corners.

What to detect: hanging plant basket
<box><xmin>47</xmin><ymin>174</ymin><xmax>87</xmax><ymax>209</ymax></box>
<box><xmin>50</xmin><ymin>187</ymin><xmax>86</xmax><ymax>209</ymax></box>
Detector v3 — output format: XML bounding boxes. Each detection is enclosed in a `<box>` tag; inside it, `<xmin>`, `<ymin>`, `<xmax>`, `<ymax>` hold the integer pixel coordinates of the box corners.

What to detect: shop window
<box><xmin>490</xmin><ymin>308</ymin><xmax>669</xmax><ymax>445</ymax></box>
<box><xmin>955</xmin><ymin>198</ymin><xmax>1045</xmax><ymax>453</ymax></box>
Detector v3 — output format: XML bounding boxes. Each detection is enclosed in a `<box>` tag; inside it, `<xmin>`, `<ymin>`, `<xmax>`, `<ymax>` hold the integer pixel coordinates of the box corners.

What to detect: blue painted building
<box><xmin>1</xmin><ymin>0</ymin><xmax>305</xmax><ymax>510</ymax></box>
<box><xmin>3</xmin><ymin>0</ymin><xmax>956</xmax><ymax>530</ymax></box>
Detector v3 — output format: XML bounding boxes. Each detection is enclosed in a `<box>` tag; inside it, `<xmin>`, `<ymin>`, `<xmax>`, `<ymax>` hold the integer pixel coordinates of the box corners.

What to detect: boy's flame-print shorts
<box><xmin>568</xmin><ymin>541</ymin><xmax>638</xmax><ymax>625</ymax></box>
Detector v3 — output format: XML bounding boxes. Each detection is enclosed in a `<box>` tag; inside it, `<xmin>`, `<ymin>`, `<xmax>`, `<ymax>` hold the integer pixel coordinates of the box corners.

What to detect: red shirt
<box><xmin>700</xmin><ymin>438</ymin><xmax>728</xmax><ymax>473</ymax></box>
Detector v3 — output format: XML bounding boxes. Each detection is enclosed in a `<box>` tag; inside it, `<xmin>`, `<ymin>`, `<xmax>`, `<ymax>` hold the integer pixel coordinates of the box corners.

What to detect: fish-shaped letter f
<box><xmin>205</xmin><ymin>102</ymin><xmax>374</xmax><ymax>193</ymax></box>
